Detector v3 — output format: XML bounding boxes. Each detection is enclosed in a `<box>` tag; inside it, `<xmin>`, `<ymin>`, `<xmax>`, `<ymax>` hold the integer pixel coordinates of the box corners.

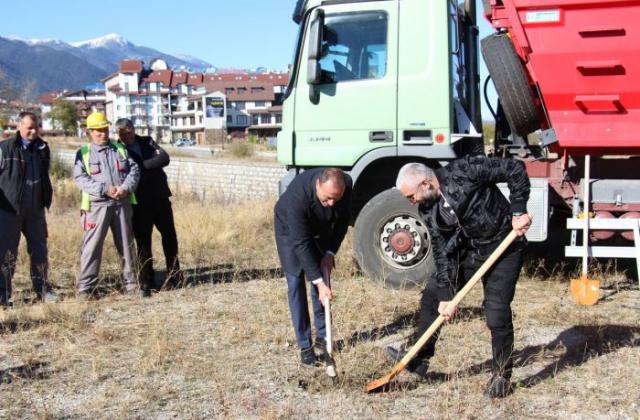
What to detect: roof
<box><xmin>100</xmin><ymin>71</ymin><xmax>119</xmax><ymax>82</ymax></box>
<box><xmin>188</xmin><ymin>73</ymin><xmax>204</xmax><ymax>86</ymax></box>
<box><xmin>38</xmin><ymin>92</ymin><xmax>62</xmax><ymax>105</ymax></box>
<box><xmin>120</xmin><ymin>59</ymin><xmax>144</xmax><ymax>74</ymax></box>
<box><xmin>204</xmin><ymin>81</ymin><xmax>275</xmax><ymax>101</ymax></box>
<box><xmin>141</xmin><ymin>69</ymin><xmax>173</xmax><ymax>86</ymax></box>
<box><xmin>201</xmin><ymin>73</ymin><xmax>288</xmax><ymax>86</ymax></box>
<box><xmin>171</xmin><ymin>71</ymin><xmax>189</xmax><ymax>87</ymax></box>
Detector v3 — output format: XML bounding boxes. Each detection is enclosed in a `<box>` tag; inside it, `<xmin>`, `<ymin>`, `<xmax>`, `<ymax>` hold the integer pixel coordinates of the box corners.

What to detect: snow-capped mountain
<box><xmin>3</xmin><ymin>33</ymin><xmax>214</xmax><ymax>74</ymax></box>
<box><xmin>70</xmin><ymin>33</ymin><xmax>129</xmax><ymax>48</ymax></box>
<box><xmin>0</xmin><ymin>33</ymin><xmax>217</xmax><ymax>96</ymax></box>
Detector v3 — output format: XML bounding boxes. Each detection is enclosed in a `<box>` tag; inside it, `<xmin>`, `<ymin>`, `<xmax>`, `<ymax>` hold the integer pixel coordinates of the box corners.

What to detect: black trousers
<box><xmin>132</xmin><ymin>198</ymin><xmax>181</xmax><ymax>290</ymax></box>
<box><xmin>413</xmin><ymin>240</ymin><xmax>524</xmax><ymax>378</ymax></box>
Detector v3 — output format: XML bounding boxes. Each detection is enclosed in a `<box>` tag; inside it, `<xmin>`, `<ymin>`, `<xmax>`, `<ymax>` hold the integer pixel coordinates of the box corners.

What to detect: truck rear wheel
<box><xmin>353</xmin><ymin>189</ymin><xmax>434</xmax><ymax>290</ymax></box>
<box><xmin>481</xmin><ymin>33</ymin><xmax>541</xmax><ymax>137</ymax></box>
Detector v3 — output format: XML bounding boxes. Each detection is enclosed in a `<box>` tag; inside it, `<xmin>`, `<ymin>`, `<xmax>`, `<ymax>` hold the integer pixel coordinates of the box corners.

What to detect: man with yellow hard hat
<box><xmin>73</xmin><ymin>112</ymin><xmax>140</xmax><ymax>299</ymax></box>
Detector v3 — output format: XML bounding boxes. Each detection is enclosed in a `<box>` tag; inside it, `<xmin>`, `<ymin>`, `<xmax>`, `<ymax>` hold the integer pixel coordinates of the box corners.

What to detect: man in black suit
<box><xmin>274</xmin><ymin>167</ymin><xmax>352</xmax><ymax>365</ymax></box>
<box><xmin>116</xmin><ymin>118</ymin><xmax>182</xmax><ymax>296</ymax></box>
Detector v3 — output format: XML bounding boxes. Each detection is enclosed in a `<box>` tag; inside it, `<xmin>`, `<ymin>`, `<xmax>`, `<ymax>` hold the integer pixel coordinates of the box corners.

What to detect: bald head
<box><xmin>396</xmin><ymin>163</ymin><xmax>439</xmax><ymax>205</ymax></box>
<box><xmin>316</xmin><ymin>168</ymin><xmax>347</xmax><ymax>208</ymax></box>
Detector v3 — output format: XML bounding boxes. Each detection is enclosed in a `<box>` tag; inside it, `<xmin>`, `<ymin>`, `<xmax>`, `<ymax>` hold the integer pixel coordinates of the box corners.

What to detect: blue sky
<box><xmin>3</xmin><ymin>0</ymin><xmax>497</xmax><ymax>119</ymax></box>
<box><xmin>2</xmin><ymin>1</ymin><xmax>494</xmax><ymax>70</ymax></box>
<box><xmin>2</xmin><ymin>0</ymin><xmax>299</xmax><ymax>70</ymax></box>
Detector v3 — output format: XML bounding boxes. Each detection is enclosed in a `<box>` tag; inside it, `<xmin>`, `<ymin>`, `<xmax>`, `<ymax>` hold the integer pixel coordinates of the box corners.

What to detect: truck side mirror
<box><xmin>307</xmin><ymin>8</ymin><xmax>324</xmax><ymax>87</ymax></box>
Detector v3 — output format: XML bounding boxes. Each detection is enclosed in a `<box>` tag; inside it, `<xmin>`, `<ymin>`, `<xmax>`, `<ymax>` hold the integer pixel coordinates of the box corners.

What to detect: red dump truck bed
<box><xmin>486</xmin><ymin>0</ymin><xmax>640</xmax><ymax>153</ymax></box>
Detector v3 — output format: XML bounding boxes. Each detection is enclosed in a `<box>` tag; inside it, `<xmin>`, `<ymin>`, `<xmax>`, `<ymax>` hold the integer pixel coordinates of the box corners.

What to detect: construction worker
<box><xmin>385</xmin><ymin>158</ymin><xmax>531</xmax><ymax>398</ymax></box>
<box><xmin>274</xmin><ymin>168</ymin><xmax>352</xmax><ymax>366</ymax></box>
<box><xmin>0</xmin><ymin>111</ymin><xmax>57</xmax><ymax>307</ymax></box>
<box><xmin>73</xmin><ymin>112</ymin><xmax>140</xmax><ymax>299</ymax></box>
<box><xmin>116</xmin><ymin>118</ymin><xmax>183</xmax><ymax>295</ymax></box>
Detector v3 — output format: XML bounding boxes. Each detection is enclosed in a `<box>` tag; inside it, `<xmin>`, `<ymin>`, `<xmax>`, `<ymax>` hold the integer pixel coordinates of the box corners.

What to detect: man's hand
<box><xmin>320</xmin><ymin>254</ymin><xmax>335</xmax><ymax>279</ymax></box>
<box><xmin>512</xmin><ymin>213</ymin><xmax>532</xmax><ymax>237</ymax></box>
<box><xmin>114</xmin><ymin>186</ymin><xmax>129</xmax><ymax>199</ymax></box>
<box><xmin>105</xmin><ymin>186</ymin><xmax>119</xmax><ymax>199</ymax></box>
<box><xmin>317</xmin><ymin>281</ymin><xmax>333</xmax><ymax>306</ymax></box>
<box><xmin>438</xmin><ymin>301</ymin><xmax>457</xmax><ymax>321</ymax></box>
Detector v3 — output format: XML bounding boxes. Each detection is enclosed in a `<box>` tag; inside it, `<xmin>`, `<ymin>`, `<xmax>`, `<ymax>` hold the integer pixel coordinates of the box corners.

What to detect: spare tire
<box><xmin>481</xmin><ymin>33</ymin><xmax>541</xmax><ymax>137</ymax></box>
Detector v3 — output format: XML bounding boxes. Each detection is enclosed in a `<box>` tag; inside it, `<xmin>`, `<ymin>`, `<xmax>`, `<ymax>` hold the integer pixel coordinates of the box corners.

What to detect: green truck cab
<box><xmin>278</xmin><ymin>0</ymin><xmax>487</xmax><ymax>288</ymax></box>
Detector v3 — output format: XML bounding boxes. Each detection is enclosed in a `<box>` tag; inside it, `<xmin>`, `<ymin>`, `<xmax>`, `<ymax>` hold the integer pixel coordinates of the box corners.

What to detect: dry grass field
<box><xmin>0</xmin><ymin>179</ymin><xmax>639</xmax><ymax>418</ymax></box>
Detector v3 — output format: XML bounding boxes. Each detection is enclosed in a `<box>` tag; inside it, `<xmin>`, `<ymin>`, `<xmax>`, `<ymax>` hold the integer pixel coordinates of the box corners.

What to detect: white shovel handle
<box><xmin>322</xmin><ymin>266</ymin><xmax>332</xmax><ymax>355</ymax></box>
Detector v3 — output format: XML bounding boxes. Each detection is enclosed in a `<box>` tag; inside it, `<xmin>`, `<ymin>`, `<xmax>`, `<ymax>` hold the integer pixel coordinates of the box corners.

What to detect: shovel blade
<box><xmin>570</xmin><ymin>275</ymin><xmax>601</xmax><ymax>306</ymax></box>
<box><xmin>364</xmin><ymin>372</ymin><xmax>395</xmax><ymax>393</ymax></box>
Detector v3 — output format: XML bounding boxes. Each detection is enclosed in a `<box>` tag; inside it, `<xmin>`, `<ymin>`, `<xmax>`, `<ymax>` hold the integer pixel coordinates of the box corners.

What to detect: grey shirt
<box><xmin>73</xmin><ymin>141</ymin><xmax>139</xmax><ymax>208</ymax></box>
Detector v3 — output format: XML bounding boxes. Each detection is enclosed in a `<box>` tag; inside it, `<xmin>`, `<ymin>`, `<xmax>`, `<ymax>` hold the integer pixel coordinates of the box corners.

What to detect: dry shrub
<box><xmin>228</xmin><ymin>141</ymin><xmax>255</xmax><ymax>158</ymax></box>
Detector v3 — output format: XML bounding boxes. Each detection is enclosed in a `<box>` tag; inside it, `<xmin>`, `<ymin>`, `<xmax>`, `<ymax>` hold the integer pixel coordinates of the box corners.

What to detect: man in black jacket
<box><xmin>0</xmin><ymin>112</ymin><xmax>57</xmax><ymax>306</ymax></box>
<box><xmin>385</xmin><ymin>156</ymin><xmax>531</xmax><ymax>398</ymax></box>
<box><xmin>274</xmin><ymin>168</ymin><xmax>352</xmax><ymax>365</ymax></box>
<box><xmin>116</xmin><ymin>118</ymin><xmax>182</xmax><ymax>296</ymax></box>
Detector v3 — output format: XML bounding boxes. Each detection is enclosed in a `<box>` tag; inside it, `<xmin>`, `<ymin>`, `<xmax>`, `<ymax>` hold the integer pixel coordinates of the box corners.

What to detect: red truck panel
<box><xmin>487</xmin><ymin>0</ymin><xmax>640</xmax><ymax>153</ymax></box>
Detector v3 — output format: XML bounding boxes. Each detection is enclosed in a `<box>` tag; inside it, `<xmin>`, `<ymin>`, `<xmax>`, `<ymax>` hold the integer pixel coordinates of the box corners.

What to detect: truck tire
<box><xmin>353</xmin><ymin>189</ymin><xmax>434</xmax><ymax>290</ymax></box>
<box><xmin>481</xmin><ymin>33</ymin><xmax>540</xmax><ymax>137</ymax></box>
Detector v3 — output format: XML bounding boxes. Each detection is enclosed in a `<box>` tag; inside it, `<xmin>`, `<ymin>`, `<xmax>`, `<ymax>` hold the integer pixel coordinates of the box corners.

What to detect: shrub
<box><xmin>50</xmin><ymin>153</ymin><xmax>71</xmax><ymax>180</ymax></box>
<box><xmin>229</xmin><ymin>142</ymin><xmax>255</xmax><ymax>158</ymax></box>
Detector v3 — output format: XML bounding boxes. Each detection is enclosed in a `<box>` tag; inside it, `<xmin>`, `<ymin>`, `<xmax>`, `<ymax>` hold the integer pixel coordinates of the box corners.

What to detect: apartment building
<box><xmin>103</xmin><ymin>59</ymin><xmax>288</xmax><ymax>144</ymax></box>
<box><xmin>39</xmin><ymin>89</ymin><xmax>106</xmax><ymax>136</ymax></box>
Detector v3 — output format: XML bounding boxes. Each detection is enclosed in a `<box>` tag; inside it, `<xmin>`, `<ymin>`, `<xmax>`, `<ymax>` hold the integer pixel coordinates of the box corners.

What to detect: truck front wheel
<box><xmin>353</xmin><ymin>189</ymin><xmax>434</xmax><ymax>289</ymax></box>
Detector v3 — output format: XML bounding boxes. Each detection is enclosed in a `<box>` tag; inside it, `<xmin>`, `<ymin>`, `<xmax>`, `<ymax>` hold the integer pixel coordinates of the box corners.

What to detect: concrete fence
<box><xmin>54</xmin><ymin>150</ymin><xmax>287</xmax><ymax>203</ymax></box>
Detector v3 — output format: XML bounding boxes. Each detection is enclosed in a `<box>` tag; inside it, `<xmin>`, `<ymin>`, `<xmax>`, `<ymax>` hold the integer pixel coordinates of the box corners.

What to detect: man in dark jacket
<box><xmin>116</xmin><ymin>118</ymin><xmax>182</xmax><ymax>296</ymax></box>
<box><xmin>274</xmin><ymin>167</ymin><xmax>352</xmax><ymax>365</ymax></box>
<box><xmin>0</xmin><ymin>112</ymin><xmax>57</xmax><ymax>306</ymax></box>
<box><xmin>385</xmin><ymin>156</ymin><xmax>531</xmax><ymax>398</ymax></box>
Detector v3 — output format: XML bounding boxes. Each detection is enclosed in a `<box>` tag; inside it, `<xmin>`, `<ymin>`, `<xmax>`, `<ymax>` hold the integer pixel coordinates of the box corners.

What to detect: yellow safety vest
<box><xmin>80</xmin><ymin>141</ymin><xmax>137</xmax><ymax>211</ymax></box>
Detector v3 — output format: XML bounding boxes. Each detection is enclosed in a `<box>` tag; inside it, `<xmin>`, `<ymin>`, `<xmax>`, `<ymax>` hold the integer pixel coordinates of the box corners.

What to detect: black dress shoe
<box><xmin>485</xmin><ymin>375</ymin><xmax>513</xmax><ymax>399</ymax></box>
<box><xmin>300</xmin><ymin>347</ymin><xmax>318</xmax><ymax>366</ymax></box>
<box><xmin>384</xmin><ymin>346</ymin><xmax>429</xmax><ymax>380</ymax></box>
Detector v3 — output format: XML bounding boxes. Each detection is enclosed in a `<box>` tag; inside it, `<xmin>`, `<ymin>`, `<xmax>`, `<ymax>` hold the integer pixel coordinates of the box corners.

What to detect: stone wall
<box><xmin>54</xmin><ymin>150</ymin><xmax>287</xmax><ymax>203</ymax></box>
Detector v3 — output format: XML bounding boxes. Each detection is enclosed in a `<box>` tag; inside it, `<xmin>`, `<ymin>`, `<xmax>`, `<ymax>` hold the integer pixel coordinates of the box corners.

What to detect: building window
<box><xmin>199</xmin><ymin>116</ymin><xmax>203</xmax><ymax>124</ymax></box>
<box><xmin>235</xmin><ymin>102</ymin><xmax>245</xmax><ymax>111</ymax></box>
<box><xmin>261</xmin><ymin>114</ymin><xmax>271</xmax><ymax>125</ymax></box>
<box><xmin>225</xmin><ymin>88</ymin><xmax>234</xmax><ymax>94</ymax></box>
<box><xmin>190</xmin><ymin>117</ymin><xmax>195</xmax><ymax>125</ymax></box>
<box><xmin>251</xmin><ymin>87</ymin><xmax>264</xmax><ymax>94</ymax></box>
<box><xmin>227</xmin><ymin>115</ymin><xmax>233</xmax><ymax>124</ymax></box>
<box><xmin>255</xmin><ymin>101</ymin><xmax>265</xmax><ymax>107</ymax></box>
<box><xmin>125</xmin><ymin>82</ymin><xmax>130</xmax><ymax>92</ymax></box>
<box><xmin>237</xmin><ymin>115</ymin><xmax>248</xmax><ymax>126</ymax></box>
<box><xmin>275</xmin><ymin>113</ymin><xmax>282</xmax><ymax>124</ymax></box>
<box><xmin>238</xmin><ymin>87</ymin><xmax>247</xmax><ymax>94</ymax></box>
<box><xmin>252</xmin><ymin>115</ymin><xmax>260</xmax><ymax>125</ymax></box>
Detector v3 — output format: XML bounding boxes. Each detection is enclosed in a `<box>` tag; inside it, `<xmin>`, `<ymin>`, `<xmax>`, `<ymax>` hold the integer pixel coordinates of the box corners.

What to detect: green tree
<box><xmin>47</xmin><ymin>99</ymin><xmax>77</xmax><ymax>135</ymax></box>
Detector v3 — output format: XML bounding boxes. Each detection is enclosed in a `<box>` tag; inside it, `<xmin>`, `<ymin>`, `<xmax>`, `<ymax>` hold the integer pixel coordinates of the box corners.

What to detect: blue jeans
<box><xmin>286</xmin><ymin>272</ymin><xmax>326</xmax><ymax>349</ymax></box>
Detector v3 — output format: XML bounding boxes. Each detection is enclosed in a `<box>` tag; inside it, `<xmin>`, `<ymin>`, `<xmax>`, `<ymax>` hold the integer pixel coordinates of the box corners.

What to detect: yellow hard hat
<box><xmin>86</xmin><ymin>112</ymin><xmax>109</xmax><ymax>130</ymax></box>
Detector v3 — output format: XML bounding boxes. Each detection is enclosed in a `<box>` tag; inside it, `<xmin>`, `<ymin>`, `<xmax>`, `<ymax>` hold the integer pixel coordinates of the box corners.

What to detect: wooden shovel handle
<box><xmin>365</xmin><ymin>229</ymin><xmax>519</xmax><ymax>392</ymax></box>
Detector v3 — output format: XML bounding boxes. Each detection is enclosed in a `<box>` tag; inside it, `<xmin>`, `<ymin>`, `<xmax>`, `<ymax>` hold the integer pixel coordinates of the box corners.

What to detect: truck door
<box><xmin>293</xmin><ymin>1</ymin><xmax>398</xmax><ymax>167</ymax></box>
